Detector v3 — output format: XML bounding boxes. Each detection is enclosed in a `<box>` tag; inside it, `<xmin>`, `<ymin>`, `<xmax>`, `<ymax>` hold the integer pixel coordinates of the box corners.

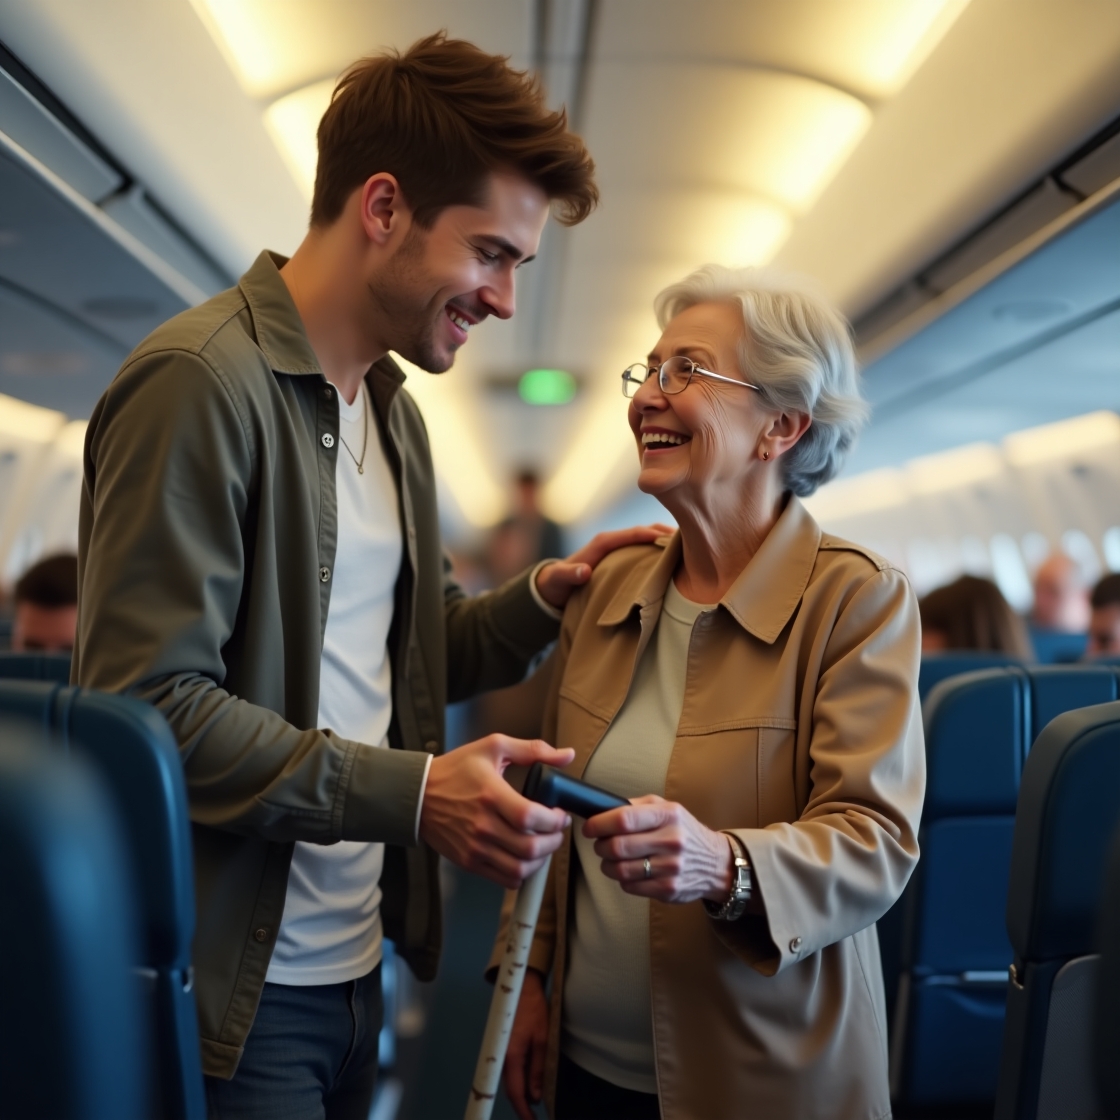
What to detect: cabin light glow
<box><xmin>264</xmin><ymin>79</ymin><xmax>334</xmax><ymax>200</ymax></box>
<box><xmin>189</xmin><ymin>0</ymin><xmax>282</xmax><ymax>96</ymax></box>
<box><xmin>0</xmin><ymin>393</ymin><xmax>66</xmax><ymax>444</ymax></box>
<box><xmin>689</xmin><ymin>195</ymin><xmax>792</xmax><ymax>266</ymax></box>
<box><xmin>834</xmin><ymin>0</ymin><xmax>972</xmax><ymax>99</ymax></box>
<box><xmin>905</xmin><ymin>442</ymin><xmax>1004</xmax><ymax>494</ymax></box>
<box><xmin>737</xmin><ymin>79</ymin><xmax>872</xmax><ymax>214</ymax></box>
<box><xmin>518</xmin><ymin>369</ymin><xmax>577</xmax><ymax>406</ymax></box>
<box><xmin>1002</xmin><ymin>411</ymin><xmax>1120</xmax><ymax>467</ymax></box>
<box><xmin>390</xmin><ymin>355</ymin><xmax>505</xmax><ymax>528</ymax></box>
<box><xmin>802</xmin><ymin>467</ymin><xmax>908</xmax><ymax>522</ymax></box>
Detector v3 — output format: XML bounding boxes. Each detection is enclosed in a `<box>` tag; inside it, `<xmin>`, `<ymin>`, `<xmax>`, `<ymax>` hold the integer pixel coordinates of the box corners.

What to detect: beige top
<box><xmin>563</xmin><ymin>581</ymin><xmax>713</xmax><ymax>1093</ymax></box>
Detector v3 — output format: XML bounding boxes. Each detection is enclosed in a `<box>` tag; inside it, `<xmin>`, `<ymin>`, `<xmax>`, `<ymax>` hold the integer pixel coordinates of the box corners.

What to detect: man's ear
<box><xmin>358</xmin><ymin>173</ymin><xmax>411</xmax><ymax>247</ymax></box>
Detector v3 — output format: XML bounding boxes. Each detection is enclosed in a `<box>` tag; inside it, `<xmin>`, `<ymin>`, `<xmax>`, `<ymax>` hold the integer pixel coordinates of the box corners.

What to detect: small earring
<box><xmin>761</xmin><ymin>450</ymin><xmax>770</xmax><ymax>460</ymax></box>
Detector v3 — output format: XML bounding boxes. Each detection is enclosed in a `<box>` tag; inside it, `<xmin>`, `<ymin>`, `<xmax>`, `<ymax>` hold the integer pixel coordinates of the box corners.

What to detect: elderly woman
<box><xmin>495</xmin><ymin>265</ymin><xmax>925</xmax><ymax>1120</ymax></box>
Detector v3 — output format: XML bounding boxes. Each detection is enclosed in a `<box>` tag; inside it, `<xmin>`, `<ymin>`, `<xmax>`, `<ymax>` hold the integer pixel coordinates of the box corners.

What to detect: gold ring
<box><xmin>643</xmin><ymin>857</ymin><xmax>652</xmax><ymax>879</ymax></box>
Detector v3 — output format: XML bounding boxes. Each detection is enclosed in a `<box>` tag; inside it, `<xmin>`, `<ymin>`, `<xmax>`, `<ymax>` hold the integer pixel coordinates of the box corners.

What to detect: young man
<box><xmin>75</xmin><ymin>33</ymin><xmax>654</xmax><ymax>1118</ymax></box>
<box><xmin>11</xmin><ymin>553</ymin><xmax>78</xmax><ymax>652</ymax></box>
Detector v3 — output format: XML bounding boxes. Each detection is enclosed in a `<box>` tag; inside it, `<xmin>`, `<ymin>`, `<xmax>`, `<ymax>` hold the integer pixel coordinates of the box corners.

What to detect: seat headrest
<box><xmin>923</xmin><ymin>667</ymin><xmax>1027</xmax><ymax>818</ymax></box>
<box><xmin>919</xmin><ymin>652</ymin><xmax>1022</xmax><ymax>702</ymax></box>
<box><xmin>1006</xmin><ymin>701</ymin><xmax>1120</xmax><ymax>961</ymax></box>
<box><xmin>1026</xmin><ymin>666</ymin><xmax>1120</xmax><ymax>741</ymax></box>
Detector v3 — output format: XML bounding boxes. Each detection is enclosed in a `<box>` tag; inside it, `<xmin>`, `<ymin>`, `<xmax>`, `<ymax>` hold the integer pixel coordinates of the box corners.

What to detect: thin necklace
<box><xmin>338</xmin><ymin>388</ymin><xmax>369</xmax><ymax>474</ymax></box>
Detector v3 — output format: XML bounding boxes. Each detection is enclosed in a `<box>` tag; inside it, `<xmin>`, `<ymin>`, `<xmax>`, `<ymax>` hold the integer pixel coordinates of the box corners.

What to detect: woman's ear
<box><xmin>760</xmin><ymin>410</ymin><xmax>812</xmax><ymax>461</ymax></box>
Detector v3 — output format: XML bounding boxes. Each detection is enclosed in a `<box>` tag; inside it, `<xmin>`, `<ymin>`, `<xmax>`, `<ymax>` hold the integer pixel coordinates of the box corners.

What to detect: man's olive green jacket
<box><xmin>74</xmin><ymin>251</ymin><xmax>559</xmax><ymax>1079</ymax></box>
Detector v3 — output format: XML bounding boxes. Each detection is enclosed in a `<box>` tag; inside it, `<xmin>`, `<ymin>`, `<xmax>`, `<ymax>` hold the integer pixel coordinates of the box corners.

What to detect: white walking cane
<box><xmin>465</xmin><ymin>764</ymin><xmax>628</xmax><ymax>1120</ymax></box>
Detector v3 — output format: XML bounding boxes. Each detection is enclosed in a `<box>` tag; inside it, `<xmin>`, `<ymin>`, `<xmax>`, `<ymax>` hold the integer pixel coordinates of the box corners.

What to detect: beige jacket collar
<box><xmin>597</xmin><ymin>495</ymin><xmax>822</xmax><ymax>644</ymax></box>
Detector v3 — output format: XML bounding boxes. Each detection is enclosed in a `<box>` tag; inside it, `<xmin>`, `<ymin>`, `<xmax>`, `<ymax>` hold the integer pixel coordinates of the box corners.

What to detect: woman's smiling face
<box><xmin>628</xmin><ymin>301</ymin><xmax>774</xmax><ymax>507</ymax></box>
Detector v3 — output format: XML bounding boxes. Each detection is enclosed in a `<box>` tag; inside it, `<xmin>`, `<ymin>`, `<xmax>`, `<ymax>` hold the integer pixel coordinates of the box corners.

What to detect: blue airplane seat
<box><xmin>1094</xmin><ymin>826</ymin><xmax>1120</xmax><ymax>1118</ymax></box>
<box><xmin>0</xmin><ymin>650</ymin><xmax>73</xmax><ymax>682</ymax></box>
<box><xmin>1029</xmin><ymin>628</ymin><xmax>1088</xmax><ymax>665</ymax></box>
<box><xmin>0</xmin><ymin>718</ymin><xmax>146</xmax><ymax>1120</ymax></box>
<box><xmin>0</xmin><ymin>680</ymin><xmax>205</xmax><ymax>1120</ymax></box>
<box><xmin>918</xmin><ymin>651</ymin><xmax>1022</xmax><ymax>702</ymax></box>
<box><xmin>995</xmin><ymin>700</ymin><xmax>1120</xmax><ymax>1120</ymax></box>
<box><xmin>889</xmin><ymin>668</ymin><xmax>1025</xmax><ymax>1109</ymax></box>
<box><xmin>889</xmin><ymin>665</ymin><xmax>1120</xmax><ymax>1112</ymax></box>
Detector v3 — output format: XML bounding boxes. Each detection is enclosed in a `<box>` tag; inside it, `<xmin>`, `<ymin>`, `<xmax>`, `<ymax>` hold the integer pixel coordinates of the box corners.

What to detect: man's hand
<box><xmin>535</xmin><ymin>524</ymin><xmax>675</xmax><ymax>610</ymax></box>
<box><xmin>419</xmin><ymin>735</ymin><xmax>574</xmax><ymax>889</ymax></box>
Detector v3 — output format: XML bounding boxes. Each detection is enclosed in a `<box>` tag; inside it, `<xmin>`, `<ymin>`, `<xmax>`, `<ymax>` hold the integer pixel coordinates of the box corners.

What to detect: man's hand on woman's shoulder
<box><xmin>534</xmin><ymin>524</ymin><xmax>674</xmax><ymax>610</ymax></box>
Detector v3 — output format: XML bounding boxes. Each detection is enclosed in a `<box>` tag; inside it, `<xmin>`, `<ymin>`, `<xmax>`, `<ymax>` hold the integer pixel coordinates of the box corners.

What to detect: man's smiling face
<box><xmin>368</xmin><ymin>171</ymin><xmax>550</xmax><ymax>373</ymax></box>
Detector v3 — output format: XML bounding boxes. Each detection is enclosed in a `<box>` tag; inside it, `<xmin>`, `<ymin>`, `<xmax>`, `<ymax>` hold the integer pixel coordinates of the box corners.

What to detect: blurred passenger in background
<box><xmin>919</xmin><ymin>574</ymin><xmax>1034</xmax><ymax>658</ymax></box>
<box><xmin>485</xmin><ymin>470</ymin><xmax>566</xmax><ymax>585</ymax></box>
<box><xmin>1030</xmin><ymin>553</ymin><xmax>1090</xmax><ymax>633</ymax></box>
<box><xmin>1087</xmin><ymin>573</ymin><xmax>1120</xmax><ymax>657</ymax></box>
<box><xmin>12</xmin><ymin>553</ymin><xmax>78</xmax><ymax>653</ymax></box>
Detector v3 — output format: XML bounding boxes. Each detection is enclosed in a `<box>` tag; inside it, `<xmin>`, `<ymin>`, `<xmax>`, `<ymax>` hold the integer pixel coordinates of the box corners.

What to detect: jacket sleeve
<box><xmin>443</xmin><ymin>554</ymin><xmax>560</xmax><ymax>705</ymax></box>
<box><xmin>76</xmin><ymin>350</ymin><xmax>427</xmax><ymax>848</ymax></box>
<box><xmin>718</xmin><ymin>566</ymin><xmax>925</xmax><ymax>976</ymax></box>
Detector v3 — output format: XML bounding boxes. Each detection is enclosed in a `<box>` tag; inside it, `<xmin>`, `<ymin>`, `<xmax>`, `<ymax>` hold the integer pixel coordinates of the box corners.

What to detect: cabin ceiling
<box><xmin>1</xmin><ymin>0</ymin><xmax>1119</xmax><ymax>532</ymax></box>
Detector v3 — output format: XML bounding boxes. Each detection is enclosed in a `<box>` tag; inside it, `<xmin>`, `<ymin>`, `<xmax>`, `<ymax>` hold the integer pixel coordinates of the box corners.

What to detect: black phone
<box><xmin>522</xmin><ymin>762</ymin><xmax>629</xmax><ymax>819</ymax></box>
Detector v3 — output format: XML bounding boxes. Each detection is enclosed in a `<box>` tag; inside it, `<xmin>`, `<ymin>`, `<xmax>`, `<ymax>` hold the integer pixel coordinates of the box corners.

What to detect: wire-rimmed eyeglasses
<box><xmin>621</xmin><ymin>355</ymin><xmax>761</xmax><ymax>399</ymax></box>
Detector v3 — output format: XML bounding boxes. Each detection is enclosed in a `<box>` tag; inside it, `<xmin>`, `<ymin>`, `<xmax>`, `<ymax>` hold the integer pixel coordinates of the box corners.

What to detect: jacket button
<box><xmin>424</xmin><ymin>740</ymin><xmax>438</xmax><ymax>752</ymax></box>
<box><xmin>321</xmin><ymin>433</ymin><xmax>335</xmax><ymax>448</ymax></box>
<box><xmin>789</xmin><ymin>936</ymin><xmax>802</xmax><ymax>952</ymax></box>
<box><xmin>319</xmin><ymin>566</ymin><xmax>331</xmax><ymax>583</ymax></box>
<box><xmin>323</xmin><ymin>386</ymin><xmax>333</xmax><ymax>399</ymax></box>
<box><xmin>254</xmin><ymin>928</ymin><xmax>269</xmax><ymax>943</ymax></box>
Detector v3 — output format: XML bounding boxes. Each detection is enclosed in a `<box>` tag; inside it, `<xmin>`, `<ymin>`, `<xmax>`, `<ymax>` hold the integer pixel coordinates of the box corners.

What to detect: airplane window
<box><xmin>960</xmin><ymin>535</ymin><xmax>992</xmax><ymax>576</ymax></box>
<box><xmin>1102</xmin><ymin>527</ymin><xmax>1120</xmax><ymax>573</ymax></box>
<box><xmin>1021</xmin><ymin>531</ymin><xmax>1052</xmax><ymax>573</ymax></box>
<box><xmin>990</xmin><ymin>534</ymin><xmax>1034</xmax><ymax>612</ymax></box>
<box><xmin>1061</xmin><ymin>529</ymin><xmax>1104</xmax><ymax>586</ymax></box>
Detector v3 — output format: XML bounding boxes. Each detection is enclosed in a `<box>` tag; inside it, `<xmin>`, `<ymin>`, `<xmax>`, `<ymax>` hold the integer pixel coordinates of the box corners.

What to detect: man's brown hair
<box><xmin>312</xmin><ymin>31</ymin><xmax>597</xmax><ymax>229</ymax></box>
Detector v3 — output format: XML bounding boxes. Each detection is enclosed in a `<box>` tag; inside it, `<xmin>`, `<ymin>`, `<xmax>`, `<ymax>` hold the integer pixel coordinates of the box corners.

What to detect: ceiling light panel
<box><xmin>264</xmin><ymin>79</ymin><xmax>334</xmax><ymax>199</ymax></box>
<box><xmin>595</xmin><ymin>0</ymin><xmax>970</xmax><ymax>101</ymax></box>
<box><xmin>585</xmin><ymin>64</ymin><xmax>871</xmax><ymax>213</ymax></box>
<box><xmin>191</xmin><ymin>0</ymin><xmax>531</xmax><ymax>98</ymax></box>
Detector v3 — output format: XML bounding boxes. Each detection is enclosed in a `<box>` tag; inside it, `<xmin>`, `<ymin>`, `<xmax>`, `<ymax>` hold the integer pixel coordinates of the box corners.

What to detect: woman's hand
<box><xmin>503</xmin><ymin>968</ymin><xmax>550</xmax><ymax>1120</ymax></box>
<box><xmin>582</xmin><ymin>795</ymin><xmax>734</xmax><ymax>903</ymax></box>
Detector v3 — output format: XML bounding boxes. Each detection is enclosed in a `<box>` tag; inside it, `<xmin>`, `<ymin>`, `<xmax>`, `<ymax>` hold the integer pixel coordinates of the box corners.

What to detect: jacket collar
<box><xmin>239</xmin><ymin>250</ymin><xmax>408</xmax><ymax>392</ymax></box>
<box><xmin>597</xmin><ymin>495</ymin><xmax>822</xmax><ymax>644</ymax></box>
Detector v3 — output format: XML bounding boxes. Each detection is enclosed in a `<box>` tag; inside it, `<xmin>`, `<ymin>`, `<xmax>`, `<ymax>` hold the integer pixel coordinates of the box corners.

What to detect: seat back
<box><xmin>0</xmin><ymin>681</ymin><xmax>204</xmax><ymax>1120</ymax></box>
<box><xmin>995</xmin><ymin>701</ymin><xmax>1120</xmax><ymax>1119</ymax></box>
<box><xmin>1094</xmin><ymin>826</ymin><xmax>1120</xmax><ymax>1118</ymax></box>
<box><xmin>1029</xmin><ymin>628</ymin><xmax>1088</xmax><ymax>665</ymax></box>
<box><xmin>0</xmin><ymin>718</ymin><xmax>146</xmax><ymax>1120</ymax></box>
<box><xmin>890</xmin><ymin>665</ymin><xmax>1120</xmax><ymax>1109</ymax></box>
<box><xmin>0</xmin><ymin>650</ymin><xmax>73</xmax><ymax>682</ymax></box>
<box><xmin>917</xmin><ymin>651</ymin><xmax>1023</xmax><ymax>702</ymax></box>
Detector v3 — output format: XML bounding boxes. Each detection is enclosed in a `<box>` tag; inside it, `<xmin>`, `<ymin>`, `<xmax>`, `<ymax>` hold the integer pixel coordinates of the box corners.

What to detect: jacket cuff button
<box><xmin>789</xmin><ymin>936</ymin><xmax>803</xmax><ymax>952</ymax></box>
<box><xmin>319</xmin><ymin>566</ymin><xmax>331</xmax><ymax>583</ymax></box>
<box><xmin>254</xmin><ymin>928</ymin><xmax>269</xmax><ymax>943</ymax></box>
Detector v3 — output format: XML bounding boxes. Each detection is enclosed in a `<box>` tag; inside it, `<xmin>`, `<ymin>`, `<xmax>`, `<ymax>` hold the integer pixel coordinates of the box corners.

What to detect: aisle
<box><xmin>395</xmin><ymin>864</ymin><xmax>527</xmax><ymax>1120</ymax></box>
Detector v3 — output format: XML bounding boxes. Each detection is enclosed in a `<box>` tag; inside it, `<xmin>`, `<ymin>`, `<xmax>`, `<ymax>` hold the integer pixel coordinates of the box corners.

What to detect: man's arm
<box><xmin>77</xmin><ymin>351</ymin><xmax>428</xmax><ymax>846</ymax></box>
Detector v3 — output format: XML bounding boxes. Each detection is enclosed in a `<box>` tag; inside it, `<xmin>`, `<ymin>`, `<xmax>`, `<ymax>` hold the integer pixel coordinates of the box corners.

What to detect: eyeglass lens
<box><xmin>622</xmin><ymin>357</ymin><xmax>695</xmax><ymax>398</ymax></box>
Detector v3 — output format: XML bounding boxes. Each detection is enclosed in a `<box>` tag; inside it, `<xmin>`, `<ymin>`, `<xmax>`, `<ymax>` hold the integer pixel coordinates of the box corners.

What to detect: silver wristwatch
<box><xmin>703</xmin><ymin>833</ymin><xmax>752</xmax><ymax>922</ymax></box>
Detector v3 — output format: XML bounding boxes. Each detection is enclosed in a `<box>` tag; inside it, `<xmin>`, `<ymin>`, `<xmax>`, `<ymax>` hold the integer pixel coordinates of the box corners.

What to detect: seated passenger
<box><xmin>919</xmin><ymin>574</ymin><xmax>1034</xmax><ymax>659</ymax></box>
<box><xmin>1087</xmin><ymin>573</ymin><xmax>1120</xmax><ymax>657</ymax></box>
<box><xmin>499</xmin><ymin>265</ymin><xmax>925</xmax><ymax>1120</ymax></box>
<box><xmin>11</xmin><ymin>553</ymin><xmax>78</xmax><ymax>653</ymax></box>
<box><xmin>1030</xmin><ymin>553</ymin><xmax>1090</xmax><ymax>634</ymax></box>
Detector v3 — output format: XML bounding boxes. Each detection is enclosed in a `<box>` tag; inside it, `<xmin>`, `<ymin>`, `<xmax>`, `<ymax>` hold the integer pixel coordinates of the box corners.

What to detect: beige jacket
<box><xmin>494</xmin><ymin>496</ymin><xmax>924</xmax><ymax>1119</ymax></box>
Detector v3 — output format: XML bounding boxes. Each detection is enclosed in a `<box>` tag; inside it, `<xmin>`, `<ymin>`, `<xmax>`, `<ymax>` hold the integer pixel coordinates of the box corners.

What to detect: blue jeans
<box><xmin>205</xmin><ymin>964</ymin><xmax>383</xmax><ymax>1120</ymax></box>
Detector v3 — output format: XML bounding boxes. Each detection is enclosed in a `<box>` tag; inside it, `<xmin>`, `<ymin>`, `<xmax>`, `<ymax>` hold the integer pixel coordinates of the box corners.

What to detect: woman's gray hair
<box><xmin>654</xmin><ymin>264</ymin><xmax>869</xmax><ymax>497</ymax></box>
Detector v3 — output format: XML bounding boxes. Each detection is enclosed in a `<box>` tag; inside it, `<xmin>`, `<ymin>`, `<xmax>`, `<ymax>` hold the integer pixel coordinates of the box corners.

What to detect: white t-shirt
<box><xmin>266</xmin><ymin>382</ymin><xmax>403</xmax><ymax>987</ymax></box>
